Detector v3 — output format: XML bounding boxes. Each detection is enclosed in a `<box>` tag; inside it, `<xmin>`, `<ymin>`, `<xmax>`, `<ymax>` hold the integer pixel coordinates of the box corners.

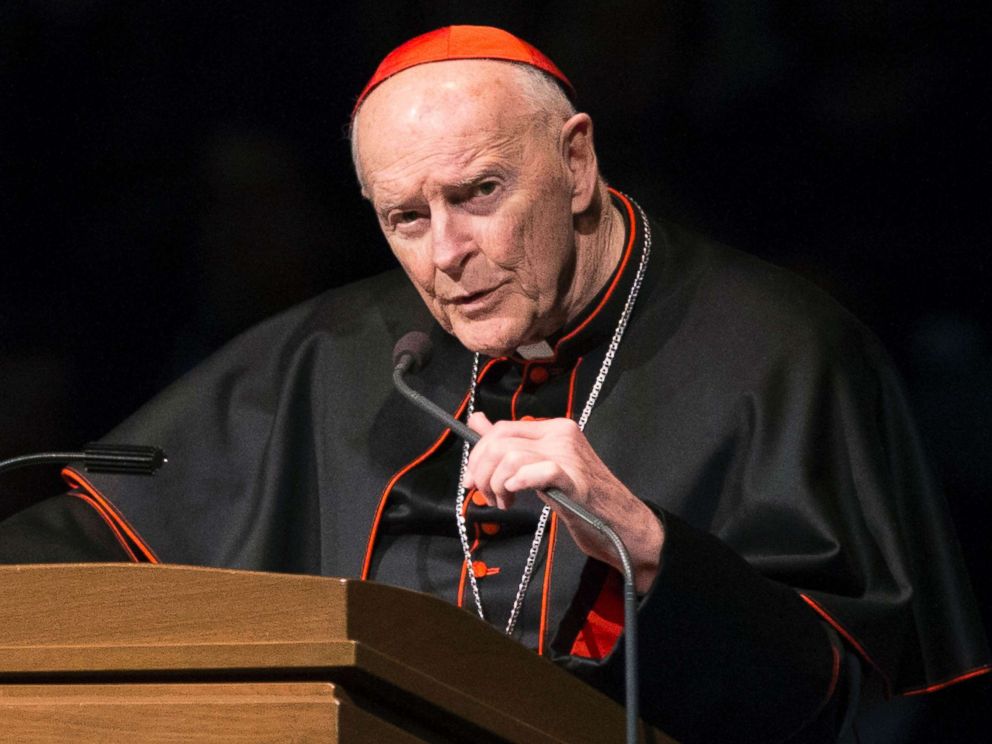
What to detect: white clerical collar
<box><xmin>515</xmin><ymin>340</ymin><xmax>555</xmax><ymax>360</ymax></box>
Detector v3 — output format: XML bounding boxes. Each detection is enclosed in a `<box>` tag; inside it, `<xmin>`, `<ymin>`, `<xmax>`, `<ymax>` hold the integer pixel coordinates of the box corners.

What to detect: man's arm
<box><xmin>463</xmin><ymin>412</ymin><xmax>663</xmax><ymax>592</ymax></box>
<box><xmin>462</xmin><ymin>412</ymin><xmax>846</xmax><ymax>742</ymax></box>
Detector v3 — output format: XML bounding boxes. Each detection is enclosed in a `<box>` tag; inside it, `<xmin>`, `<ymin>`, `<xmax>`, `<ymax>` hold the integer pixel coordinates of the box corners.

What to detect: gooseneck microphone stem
<box><xmin>393</xmin><ymin>350</ymin><xmax>641</xmax><ymax>744</ymax></box>
<box><xmin>393</xmin><ymin>361</ymin><xmax>479</xmax><ymax>444</ymax></box>
<box><xmin>0</xmin><ymin>452</ymin><xmax>93</xmax><ymax>473</ymax></box>
<box><xmin>0</xmin><ymin>444</ymin><xmax>167</xmax><ymax>477</ymax></box>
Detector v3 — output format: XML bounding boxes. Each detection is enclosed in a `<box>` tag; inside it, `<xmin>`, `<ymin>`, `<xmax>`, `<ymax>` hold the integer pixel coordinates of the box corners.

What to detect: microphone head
<box><xmin>392</xmin><ymin>331</ymin><xmax>433</xmax><ymax>372</ymax></box>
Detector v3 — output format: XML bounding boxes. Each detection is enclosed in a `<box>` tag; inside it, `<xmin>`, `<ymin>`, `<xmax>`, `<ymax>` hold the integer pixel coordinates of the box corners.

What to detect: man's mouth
<box><xmin>447</xmin><ymin>284</ymin><xmax>505</xmax><ymax>315</ymax></box>
<box><xmin>452</xmin><ymin>288</ymin><xmax>493</xmax><ymax>304</ymax></box>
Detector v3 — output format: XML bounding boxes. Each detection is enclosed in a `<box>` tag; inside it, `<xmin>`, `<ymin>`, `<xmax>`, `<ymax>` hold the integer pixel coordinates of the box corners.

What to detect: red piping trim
<box><xmin>800</xmin><ymin>593</ymin><xmax>891</xmax><ymax>696</ymax></box>
<box><xmin>61</xmin><ymin>467</ymin><xmax>159</xmax><ymax>563</ymax></box>
<box><xmin>538</xmin><ymin>508</ymin><xmax>559</xmax><ymax>655</ymax></box>
<box><xmin>69</xmin><ymin>491</ymin><xmax>140</xmax><ymax>562</ymax></box>
<box><xmin>360</xmin><ymin>425</ymin><xmax>455</xmax><ymax>579</ymax></box>
<box><xmin>801</xmin><ymin>594</ymin><xmax>992</xmax><ymax>698</ymax></box>
<box><xmin>456</xmin><ymin>490</ymin><xmax>472</xmax><ymax>608</ymax></box>
<box><xmin>902</xmin><ymin>665</ymin><xmax>992</xmax><ymax>696</ymax></box>
<box><xmin>825</xmin><ymin>641</ymin><xmax>841</xmax><ymax>704</ymax></box>
<box><xmin>536</xmin><ymin>359</ymin><xmax>581</xmax><ymax>655</ymax></box>
<box><xmin>456</xmin><ymin>558</ymin><xmax>468</xmax><ymax>608</ymax></box>
<box><xmin>565</xmin><ymin>357</ymin><xmax>583</xmax><ymax>417</ymax></box>
<box><xmin>554</xmin><ymin>188</ymin><xmax>637</xmax><ymax>352</ymax></box>
<box><xmin>510</xmin><ymin>362</ymin><xmax>529</xmax><ymax>420</ymax></box>
<box><xmin>361</xmin><ymin>356</ymin><xmax>506</xmax><ymax>580</ymax></box>
<box><xmin>457</xmin><ymin>529</ymin><xmax>482</xmax><ymax>609</ymax></box>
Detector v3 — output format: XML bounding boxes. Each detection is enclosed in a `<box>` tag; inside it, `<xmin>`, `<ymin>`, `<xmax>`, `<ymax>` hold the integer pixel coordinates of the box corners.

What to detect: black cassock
<box><xmin>2</xmin><ymin>191</ymin><xmax>988</xmax><ymax>742</ymax></box>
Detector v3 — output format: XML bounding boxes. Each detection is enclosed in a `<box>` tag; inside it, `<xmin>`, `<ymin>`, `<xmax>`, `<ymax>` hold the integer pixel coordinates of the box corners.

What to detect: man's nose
<box><xmin>430</xmin><ymin>209</ymin><xmax>473</xmax><ymax>274</ymax></box>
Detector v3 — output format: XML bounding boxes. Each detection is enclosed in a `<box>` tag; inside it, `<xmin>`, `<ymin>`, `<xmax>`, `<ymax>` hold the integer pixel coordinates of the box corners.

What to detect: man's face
<box><xmin>354</xmin><ymin>61</ymin><xmax>577</xmax><ymax>356</ymax></box>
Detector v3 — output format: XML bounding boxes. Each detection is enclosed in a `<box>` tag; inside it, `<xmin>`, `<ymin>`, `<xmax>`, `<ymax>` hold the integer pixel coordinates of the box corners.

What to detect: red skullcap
<box><xmin>352</xmin><ymin>25</ymin><xmax>575</xmax><ymax>118</ymax></box>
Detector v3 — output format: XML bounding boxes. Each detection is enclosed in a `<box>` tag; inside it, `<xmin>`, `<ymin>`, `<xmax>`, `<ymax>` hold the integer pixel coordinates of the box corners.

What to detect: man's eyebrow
<box><xmin>374</xmin><ymin>201</ymin><xmax>399</xmax><ymax>217</ymax></box>
<box><xmin>448</xmin><ymin>168</ymin><xmax>508</xmax><ymax>190</ymax></box>
<box><xmin>371</xmin><ymin>165</ymin><xmax>511</xmax><ymax>215</ymax></box>
<box><xmin>373</xmin><ymin>194</ymin><xmax>416</xmax><ymax>217</ymax></box>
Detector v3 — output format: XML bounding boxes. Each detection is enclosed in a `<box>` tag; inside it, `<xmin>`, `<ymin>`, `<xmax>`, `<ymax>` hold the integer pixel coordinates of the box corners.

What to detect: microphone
<box><xmin>391</xmin><ymin>332</ymin><xmax>641</xmax><ymax>744</ymax></box>
<box><xmin>391</xmin><ymin>330</ymin><xmax>432</xmax><ymax>372</ymax></box>
<box><xmin>0</xmin><ymin>444</ymin><xmax>167</xmax><ymax>477</ymax></box>
<box><xmin>393</xmin><ymin>333</ymin><xmax>479</xmax><ymax>445</ymax></box>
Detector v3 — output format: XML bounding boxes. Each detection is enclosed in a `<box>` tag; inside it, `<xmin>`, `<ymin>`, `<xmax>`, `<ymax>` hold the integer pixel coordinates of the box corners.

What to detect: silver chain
<box><xmin>454</xmin><ymin>354</ymin><xmax>484</xmax><ymax>618</ymax></box>
<box><xmin>455</xmin><ymin>196</ymin><xmax>652</xmax><ymax>638</ymax></box>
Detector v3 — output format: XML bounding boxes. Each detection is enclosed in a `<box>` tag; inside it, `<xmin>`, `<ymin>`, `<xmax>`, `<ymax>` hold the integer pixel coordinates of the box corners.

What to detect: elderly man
<box><xmin>1</xmin><ymin>26</ymin><xmax>988</xmax><ymax>743</ymax></box>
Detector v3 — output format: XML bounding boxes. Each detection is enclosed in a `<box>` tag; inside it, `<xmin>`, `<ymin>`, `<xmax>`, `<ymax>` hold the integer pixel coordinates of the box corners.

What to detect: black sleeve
<box><xmin>0</xmin><ymin>494</ymin><xmax>135</xmax><ymax>563</ymax></box>
<box><xmin>552</xmin><ymin>510</ymin><xmax>847</xmax><ymax>743</ymax></box>
<box><xmin>545</xmin><ymin>291</ymin><xmax>987</xmax><ymax>741</ymax></box>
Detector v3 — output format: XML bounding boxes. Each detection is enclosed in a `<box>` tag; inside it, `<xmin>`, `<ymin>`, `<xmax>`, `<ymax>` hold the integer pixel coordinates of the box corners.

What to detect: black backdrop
<box><xmin>2</xmin><ymin>1</ymin><xmax>989</xmax><ymax>733</ymax></box>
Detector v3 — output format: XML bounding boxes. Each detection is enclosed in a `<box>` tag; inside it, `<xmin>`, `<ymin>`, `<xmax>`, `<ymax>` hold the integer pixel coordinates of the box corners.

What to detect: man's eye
<box><xmin>388</xmin><ymin>210</ymin><xmax>425</xmax><ymax>229</ymax></box>
<box><xmin>475</xmin><ymin>181</ymin><xmax>498</xmax><ymax>197</ymax></box>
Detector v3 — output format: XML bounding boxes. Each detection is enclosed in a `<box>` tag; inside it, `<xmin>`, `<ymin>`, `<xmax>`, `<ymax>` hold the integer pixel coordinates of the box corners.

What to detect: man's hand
<box><xmin>462</xmin><ymin>412</ymin><xmax>664</xmax><ymax>593</ymax></box>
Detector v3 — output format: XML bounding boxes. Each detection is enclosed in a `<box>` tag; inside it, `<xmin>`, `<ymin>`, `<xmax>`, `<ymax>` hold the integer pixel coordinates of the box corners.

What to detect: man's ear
<box><xmin>561</xmin><ymin>113</ymin><xmax>598</xmax><ymax>215</ymax></box>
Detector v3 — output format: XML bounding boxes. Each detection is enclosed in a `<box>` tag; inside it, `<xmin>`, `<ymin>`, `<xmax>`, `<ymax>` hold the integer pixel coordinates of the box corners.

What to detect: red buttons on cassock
<box><xmin>481</xmin><ymin>522</ymin><xmax>501</xmax><ymax>536</ymax></box>
<box><xmin>470</xmin><ymin>490</ymin><xmax>488</xmax><ymax>507</ymax></box>
<box><xmin>528</xmin><ymin>366</ymin><xmax>549</xmax><ymax>384</ymax></box>
<box><xmin>471</xmin><ymin>560</ymin><xmax>500</xmax><ymax>577</ymax></box>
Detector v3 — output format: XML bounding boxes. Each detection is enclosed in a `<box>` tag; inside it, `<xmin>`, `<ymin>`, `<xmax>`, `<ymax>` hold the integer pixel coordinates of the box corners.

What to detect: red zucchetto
<box><xmin>352</xmin><ymin>25</ymin><xmax>575</xmax><ymax>118</ymax></box>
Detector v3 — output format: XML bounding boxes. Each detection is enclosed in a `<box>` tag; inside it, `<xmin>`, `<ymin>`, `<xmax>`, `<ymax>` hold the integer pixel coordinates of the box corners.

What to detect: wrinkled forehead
<box><xmin>353</xmin><ymin>61</ymin><xmax>544</xmax><ymax>188</ymax></box>
<box><xmin>356</xmin><ymin>59</ymin><xmax>529</xmax><ymax>135</ymax></box>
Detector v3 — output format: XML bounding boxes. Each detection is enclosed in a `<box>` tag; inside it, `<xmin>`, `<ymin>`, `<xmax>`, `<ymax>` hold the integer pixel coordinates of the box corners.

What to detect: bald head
<box><xmin>351</xmin><ymin>60</ymin><xmax>575</xmax><ymax>192</ymax></box>
<box><xmin>350</xmin><ymin>58</ymin><xmax>620</xmax><ymax>356</ymax></box>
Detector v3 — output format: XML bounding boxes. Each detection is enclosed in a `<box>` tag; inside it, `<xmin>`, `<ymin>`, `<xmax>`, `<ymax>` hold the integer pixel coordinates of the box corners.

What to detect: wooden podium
<box><xmin>0</xmin><ymin>564</ymin><xmax>673</xmax><ymax>743</ymax></box>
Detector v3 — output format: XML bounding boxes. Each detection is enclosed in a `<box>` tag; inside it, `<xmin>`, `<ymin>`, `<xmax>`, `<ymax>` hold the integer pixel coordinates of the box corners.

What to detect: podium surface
<box><xmin>0</xmin><ymin>564</ymin><xmax>672</xmax><ymax>743</ymax></box>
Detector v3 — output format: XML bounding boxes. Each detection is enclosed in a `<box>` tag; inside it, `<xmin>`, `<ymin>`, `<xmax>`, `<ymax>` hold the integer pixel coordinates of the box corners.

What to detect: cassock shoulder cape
<box><xmin>2</xmin><ymin>196</ymin><xmax>988</xmax><ymax>742</ymax></box>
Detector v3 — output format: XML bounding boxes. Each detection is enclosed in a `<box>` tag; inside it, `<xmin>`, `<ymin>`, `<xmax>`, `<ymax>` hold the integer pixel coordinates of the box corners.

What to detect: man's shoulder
<box><xmin>669</xmin><ymin>222</ymin><xmax>862</xmax><ymax>330</ymax></box>
<box><xmin>652</xmin><ymin>220</ymin><xmax>886</xmax><ymax>374</ymax></box>
<box><xmin>244</xmin><ymin>267</ymin><xmax>421</xmax><ymax>342</ymax></box>
<box><xmin>196</xmin><ymin>267</ymin><xmax>425</xmax><ymax>369</ymax></box>
<box><xmin>105</xmin><ymin>268</ymin><xmax>425</xmax><ymax>441</ymax></box>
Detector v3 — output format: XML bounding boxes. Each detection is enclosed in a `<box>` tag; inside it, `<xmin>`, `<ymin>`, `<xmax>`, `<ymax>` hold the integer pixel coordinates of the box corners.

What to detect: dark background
<box><xmin>2</xmin><ymin>0</ymin><xmax>989</xmax><ymax>734</ymax></box>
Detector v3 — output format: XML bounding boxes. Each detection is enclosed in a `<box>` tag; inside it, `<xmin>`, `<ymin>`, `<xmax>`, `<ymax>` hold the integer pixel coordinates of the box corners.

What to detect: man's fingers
<box><xmin>465</xmin><ymin>431</ymin><xmax>533</xmax><ymax>490</ymax></box>
<box><xmin>504</xmin><ymin>460</ymin><xmax>570</xmax><ymax>497</ymax></box>
<box><xmin>467</xmin><ymin>411</ymin><xmax>495</xmax><ymax>434</ymax></box>
<box><xmin>461</xmin><ymin>413</ymin><xmax>491</xmax><ymax>490</ymax></box>
<box><xmin>474</xmin><ymin>416</ymin><xmax>579</xmax><ymax>442</ymax></box>
<box><xmin>488</xmin><ymin>451</ymin><xmax>540</xmax><ymax>501</ymax></box>
<box><xmin>464</xmin><ymin>416</ymin><xmax>586</xmax><ymax>505</ymax></box>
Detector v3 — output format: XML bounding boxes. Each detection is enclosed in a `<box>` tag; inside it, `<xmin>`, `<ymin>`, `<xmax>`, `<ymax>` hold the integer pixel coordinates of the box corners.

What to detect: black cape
<box><xmin>2</xmin><ymin>196</ymin><xmax>988</xmax><ymax>742</ymax></box>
